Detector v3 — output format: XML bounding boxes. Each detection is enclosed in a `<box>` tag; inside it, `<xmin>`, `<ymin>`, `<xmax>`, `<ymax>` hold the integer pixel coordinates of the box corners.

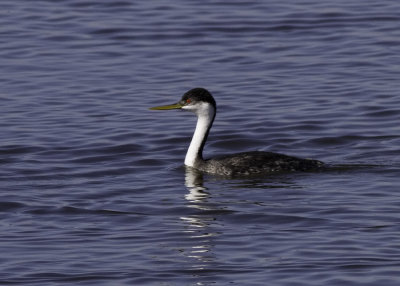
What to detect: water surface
<box><xmin>1</xmin><ymin>0</ymin><xmax>400</xmax><ymax>285</ymax></box>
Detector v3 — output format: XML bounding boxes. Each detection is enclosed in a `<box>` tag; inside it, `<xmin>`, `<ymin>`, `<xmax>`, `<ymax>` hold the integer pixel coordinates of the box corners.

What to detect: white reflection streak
<box><xmin>183</xmin><ymin>166</ymin><xmax>213</xmax><ymax>211</ymax></box>
<box><xmin>180</xmin><ymin>167</ymin><xmax>216</xmax><ymax>268</ymax></box>
<box><xmin>180</xmin><ymin>216</ymin><xmax>207</xmax><ymax>229</ymax></box>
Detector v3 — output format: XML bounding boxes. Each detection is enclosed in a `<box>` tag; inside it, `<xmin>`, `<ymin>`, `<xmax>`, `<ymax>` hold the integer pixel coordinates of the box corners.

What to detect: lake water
<box><xmin>1</xmin><ymin>0</ymin><xmax>400</xmax><ymax>285</ymax></box>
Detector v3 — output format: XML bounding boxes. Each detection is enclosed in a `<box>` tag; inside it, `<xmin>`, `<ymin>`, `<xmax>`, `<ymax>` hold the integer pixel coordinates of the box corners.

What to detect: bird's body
<box><xmin>150</xmin><ymin>88</ymin><xmax>323</xmax><ymax>177</ymax></box>
<box><xmin>196</xmin><ymin>151</ymin><xmax>323</xmax><ymax>177</ymax></box>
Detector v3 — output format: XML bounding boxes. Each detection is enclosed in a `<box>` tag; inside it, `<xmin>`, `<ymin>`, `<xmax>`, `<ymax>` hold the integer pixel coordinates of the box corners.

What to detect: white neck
<box><xmin>184</xmin><ymin>103</ymin><xmax>215</xmax><ymax>167</ymax></box>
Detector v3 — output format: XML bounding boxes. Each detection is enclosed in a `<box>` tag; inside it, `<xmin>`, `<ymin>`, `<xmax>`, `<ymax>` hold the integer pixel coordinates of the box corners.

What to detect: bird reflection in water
<box><xmin>179</xmin><ymin>166</ymin><xmax>219</xmax><ymax>269</ymax></box>
<box><xmin>184</xmin><ymin>166</ymin><xmax>210</xmax><ymax>204</ymax></box>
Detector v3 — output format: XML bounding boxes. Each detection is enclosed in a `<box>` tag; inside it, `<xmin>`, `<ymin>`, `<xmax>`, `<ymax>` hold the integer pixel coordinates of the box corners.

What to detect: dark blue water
<box><xmin>1</xmin><ymin>0</ymin><xmax>400</xmax><ymax>285</ymax></box>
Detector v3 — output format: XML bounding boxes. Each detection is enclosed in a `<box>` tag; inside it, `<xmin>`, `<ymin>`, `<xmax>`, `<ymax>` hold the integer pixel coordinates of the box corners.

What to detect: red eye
<box><xmin>186</xmin><ymin>99</ymin><xmax>191</xmax><ymax>104</ymax></box>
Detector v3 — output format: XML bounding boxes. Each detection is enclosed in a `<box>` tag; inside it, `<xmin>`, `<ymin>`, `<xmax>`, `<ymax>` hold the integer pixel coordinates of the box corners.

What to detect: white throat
<box><xmin>183</xmin><ymin>102</ymin><xmax>215</xmax><ymax>167</ymax></box>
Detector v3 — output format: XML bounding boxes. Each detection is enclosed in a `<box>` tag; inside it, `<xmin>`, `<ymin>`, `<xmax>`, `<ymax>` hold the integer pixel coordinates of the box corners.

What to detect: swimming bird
<box><xmin>150</xmin><ymin>88</ymin><xmax>324</xmax><ymax>176</ymax></box>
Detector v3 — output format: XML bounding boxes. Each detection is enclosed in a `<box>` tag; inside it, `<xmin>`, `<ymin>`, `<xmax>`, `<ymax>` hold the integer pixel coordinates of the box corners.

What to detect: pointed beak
<box><xmin>149</xmin><ymin>102</ymin><xmax>183</xmax><ymax>110</ymax></box>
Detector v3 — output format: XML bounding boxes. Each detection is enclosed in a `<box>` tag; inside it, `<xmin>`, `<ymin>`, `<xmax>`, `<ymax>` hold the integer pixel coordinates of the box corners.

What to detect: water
<box><xmin>1</xmin><ymin>0</ymin><xmax>400</xmax><ymax>285</ymax></box>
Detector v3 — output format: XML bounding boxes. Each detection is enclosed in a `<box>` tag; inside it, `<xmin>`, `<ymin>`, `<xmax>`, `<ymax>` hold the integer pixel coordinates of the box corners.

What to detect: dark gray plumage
<box><xmin>196</xmin><ymin>151</ymin><xmax>324</xmax><ymax>177</ymax></box>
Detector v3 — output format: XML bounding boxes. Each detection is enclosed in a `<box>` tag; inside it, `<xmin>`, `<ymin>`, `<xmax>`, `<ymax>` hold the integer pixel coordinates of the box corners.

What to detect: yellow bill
<box><xmin>149</xmin><ymin>103</ymin><xmax>183</xmax><ymax>110</ymax></box>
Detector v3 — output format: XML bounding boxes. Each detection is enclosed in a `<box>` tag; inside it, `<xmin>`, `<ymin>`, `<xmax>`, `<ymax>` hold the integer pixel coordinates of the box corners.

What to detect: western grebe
<box><xmin>150</xmin><ymin>88</ymin><xmax>324</xmax><ymax>176</ymax></box>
